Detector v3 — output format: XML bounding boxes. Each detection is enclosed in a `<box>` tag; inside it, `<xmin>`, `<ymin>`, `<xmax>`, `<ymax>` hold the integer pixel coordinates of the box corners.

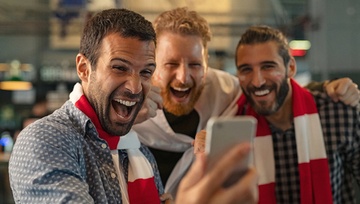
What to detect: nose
<box><xmin>125</xmin><ymin>73</ymin><xmax>142</xmax><ymax>94</ymax></box>
<box><xmin>251</xmin><ymin>69</ymin><xmax>266</xmax><ymax>88</ymax></box>
<box><xmin>175</xmin><ymin>64</ymin><xmax>190</xmax><ymax>84</ymax></box>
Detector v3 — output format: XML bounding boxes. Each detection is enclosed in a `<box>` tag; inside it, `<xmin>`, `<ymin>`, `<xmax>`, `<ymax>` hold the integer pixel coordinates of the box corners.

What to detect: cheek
<box><xmin>193</xmin><ymin>69</ymin><xmax>205</xmax><ymax>81</ymax></box>
<box><xmin>143</xmin><ymin>81</ymin><xmax>152</xmax><ymax>95</ymax></box>
<box><xmin>199</xmin><ymin>73</ymin><xmax>205</xmax><ymax>81</ymax></box>
<box><xmin>153</xmin><ymin>71</ymin><xmax>162</xmax><ymax>81</ymax></box>
<box><xmin>270</xmin><ymin>70</ymin><xmax>285</xmax><ymax>80</ymax></box>
<box><xmin>238</xmin><ymin>75</ymin><xmax>248</xmax><ymax>86</ymax></box>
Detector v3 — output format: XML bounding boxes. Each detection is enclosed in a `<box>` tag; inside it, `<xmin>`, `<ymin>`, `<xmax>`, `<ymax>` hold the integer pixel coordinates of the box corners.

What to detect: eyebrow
<box><xmin>236</xmin><ymin>64</ymin><xmax>250</xmax><ymax>70</ymax></box>
<box><xmin>111</xmin><ymin>57</ymin><xmax>131</xmax><ymax>64</ymax></box>
<box><xmin>261</xmin><ymin>61</ymin><xmax>277</xmax><ymax>65</ymax></box>
<box><xmin>237</xmin><ymin>60</ymin><xmax>278</xmax><ymax>69</ymax></box>
<box><xmin>111</xmin><ymin>58</ymin><xmax>156</xmax><ymax>68</ymax></box>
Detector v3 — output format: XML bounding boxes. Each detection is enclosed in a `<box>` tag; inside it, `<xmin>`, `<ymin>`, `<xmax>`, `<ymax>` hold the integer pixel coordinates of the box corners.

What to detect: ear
<box><xmin>287</xmin><ymin>56</ymin><xmax>297</xmax><ymax>78</ymax></box>
<box><xmin>76</xmin><ymin>53</ymin><xmax>91</xmax><ymax>82</ymax></box>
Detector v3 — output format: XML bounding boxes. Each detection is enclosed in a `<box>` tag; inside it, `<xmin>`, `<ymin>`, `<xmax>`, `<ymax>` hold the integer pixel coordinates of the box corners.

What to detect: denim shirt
<box><xmin>9</xmin><ymin>101</ymin><xmax>164</xmax><ymax>204</ymax></box>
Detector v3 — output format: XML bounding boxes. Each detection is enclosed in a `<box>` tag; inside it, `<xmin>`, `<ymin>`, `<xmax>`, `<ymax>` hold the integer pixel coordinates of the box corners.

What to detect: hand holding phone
<box><xmin>205</xmin><ymin>116</ymin><xmax>257</xmax><ymax>187</ymax></box>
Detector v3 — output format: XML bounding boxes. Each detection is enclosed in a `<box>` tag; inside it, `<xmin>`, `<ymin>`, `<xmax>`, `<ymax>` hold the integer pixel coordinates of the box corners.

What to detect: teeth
<box><xmin>254</xmin><ymin>89</ymin><xmax>270</xmax><ymax>96</ymax></box>
<box><xmin>173</xmin><ymin>87</ymin><xmax>189</xmax><ymax>91</ymax></box>
<box><xmin>114</xmin><ymin>99</ymin><xmax>136</xmax><ymax>106</ymax></box>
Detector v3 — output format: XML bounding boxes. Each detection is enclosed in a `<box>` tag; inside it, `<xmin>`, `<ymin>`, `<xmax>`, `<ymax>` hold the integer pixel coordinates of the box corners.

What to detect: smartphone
<box><xmin>205</xmin><ymin>116</ymin><xmax>257</xmax><ymax>187</ymax></box>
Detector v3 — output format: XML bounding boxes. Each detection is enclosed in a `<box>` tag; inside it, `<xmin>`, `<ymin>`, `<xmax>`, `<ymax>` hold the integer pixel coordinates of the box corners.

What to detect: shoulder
<box><xmin>13</xmin><ymin>101</ymin><xmax>88</xmax><ymax>158</ymax></box>
<box><xmin>204</xmin><ymin>67</ymin><xmax>240</xmax><ymax>94</ymax></box>
<box><xmin>313</xmin><ymin>91</ymin><xmax>359</xmax><ymax>111</ymax></box>
<box><xmin>312</xmin><ymin>91</ymin><xmax>360</xmax><ymax>126</ymax></box>
<box><xmin>207</xmin><ymin>67</ymin><xmax>239</xmax><ymax>84</ymax></box>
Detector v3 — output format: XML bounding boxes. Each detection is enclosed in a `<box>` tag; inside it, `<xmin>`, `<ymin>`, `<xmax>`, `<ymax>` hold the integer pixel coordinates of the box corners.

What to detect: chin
<box><xmin>104</xmin><ymin>121</ymin><xmax>132</xmax><ymax>136</ymax></box>
<box><xmin>164</xmin><ymin>103</ymin><xmax>193</xmax><ymax>116</ymax></box>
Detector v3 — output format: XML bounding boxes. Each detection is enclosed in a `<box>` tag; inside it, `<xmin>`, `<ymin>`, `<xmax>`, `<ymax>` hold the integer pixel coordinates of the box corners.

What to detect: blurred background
<box><xmin>0</xmin><ymin>0</ymin><xmax>359</xmax><ymax>203</ymax></box>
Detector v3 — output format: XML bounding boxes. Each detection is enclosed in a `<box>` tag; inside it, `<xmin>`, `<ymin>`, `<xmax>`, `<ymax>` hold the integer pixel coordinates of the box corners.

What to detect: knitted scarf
<box><xmin>237</xmin><ymin>79</ymin><xmax>333</xmax><ymax>204</ymax></box>
<box><xmin>69</xmin><ymin>83</ymin><xmax>160</xmax><ymax>204</ymax></box>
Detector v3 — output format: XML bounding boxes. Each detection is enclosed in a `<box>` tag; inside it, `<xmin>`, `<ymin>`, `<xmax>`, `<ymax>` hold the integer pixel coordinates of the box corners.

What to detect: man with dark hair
<box><xmin>235</xmin><ymin>25</ymin><xmax>360</xmax><ymax>203</ymax></box>
<box><xmin>10</xmin><ymin>8</ymin><xmax>161</xmax><ymax>204</ymax></box>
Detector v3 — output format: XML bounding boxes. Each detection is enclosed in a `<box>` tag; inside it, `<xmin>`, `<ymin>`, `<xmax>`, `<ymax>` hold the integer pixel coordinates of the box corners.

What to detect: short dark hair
<box><xmin>235</xmin><ymin>25</ymin><xmax>291</xmax><ymax>66</ymax></box>
<box><xmin>79</xmin><ymin>8</ymin><xmax>156</xmax><ymax>67</ymax></box>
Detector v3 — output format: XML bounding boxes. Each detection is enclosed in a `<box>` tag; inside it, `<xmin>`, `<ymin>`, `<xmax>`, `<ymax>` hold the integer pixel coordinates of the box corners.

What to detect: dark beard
<box><xmin>109</xmin><ymin>103</ymin><xmax>143</xmax><ymax>136</ymax></box>
<box><xmin>244</xmin><ymin>78</ymin><xmax>289</xmax><ymax>116</ymax></box>
<box><xmin>103</xmin><ymin>91</ymin><xmax>144</xmax><ymax>136</ymax></box>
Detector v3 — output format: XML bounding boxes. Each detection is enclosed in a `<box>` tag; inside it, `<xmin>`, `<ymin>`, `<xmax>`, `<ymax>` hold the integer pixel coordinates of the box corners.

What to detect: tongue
<box><xmin>172</xmin><ymin>89</ymin><xmax>188</xmax><ymax>98</ymax></box>
<box><xmin>113</xmin><ymin>101</ymin><xmax>129</xmax><ymax>117</ymax></box>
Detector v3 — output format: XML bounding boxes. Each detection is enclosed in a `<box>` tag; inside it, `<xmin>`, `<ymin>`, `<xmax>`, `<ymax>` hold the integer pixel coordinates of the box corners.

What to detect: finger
<box><xmin>178</xmin><ymin>153</ymin><xmax>207</xmax><ymax>190</ymax></box>
<box><xmin>134</xmin><ymin>98</ymin><xmax>158</xmax><ymax>124</ymax></box>
<box><xmin>212</xmin><ymin>167</ymin><xmax>258</xmax><ymax>204</ymax></box>
<box><xmin>326</xmin><ymin>78</ymin><xmax>353</xmax><ymax>102</ymax></box>
<box><xmin>160</xmin><ymin>193</ymin><xmax>174</xmax><ymax>203</ymax></box>
<box><xmin>337</xmin><ymin>82</ymin><xmax>359</xmax><ymax>106</ymax></box>
<box><xmin>149</xmin><ymin>91</ymin><xmax>158</xmax><ymax>102</ymax></box>
<box><xmin>149</xmin><ymin>85</ymin><xmax>163</xmax><ymax>109</ymax></box>
<box><xmin>196</xmin><ymin>143</ymin><xmax>251</xmax><ymax>198</ymax></box>
<box><xmin>354</xmin><ymin>83</ymin><xmax>359</xmax><ymax>90</ymax></box>
<box><xmin>146</xmin><ymin>106</ymin><xmax>157</xmax><ymax>118</ymax></box>
<box><xmin>150</xmin><ymin>85</ymin><xmax>162</xmax><ymax>94</ymax></box>
<box><xmin>338</xmin><ymin>90</ymin><xmax>354</xmax><ymax>105</ymax></box>
<box><xmin>338</xmin><ymin>88</ymin><xmax>353</xmax><ymax>104</ymax></box>
<box><xmin>325</xmin><ymin>84</ymin><xmax>339</xmax><ymax>102</ymax></box>
<box><xmin>146</xmin><ymin>99</ymin><xmax>158</xmax><ymax>116</ymax></box>
<box><xmin>349</xmin><ymin>90</ymin><xmax>360</xmax><ymax>107</ymax></box>
<box><xmin>335</xmin><ymin>80</ymin><xmax>350</xmax><ymax>95</ymax></box>
<box><xmin>194</xmin><ymin>130</ymin><xmax>206</xmax><ymax>154</ymax></box>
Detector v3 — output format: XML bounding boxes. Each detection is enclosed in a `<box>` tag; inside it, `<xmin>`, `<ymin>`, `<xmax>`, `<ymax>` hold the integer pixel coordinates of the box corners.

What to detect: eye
<box><xmin>112</xmin><ymin>65</ymin><xmax>127</xmax><ymax>72</ymax></box>
<box><xmin>165</xmin><ymin>63</ymin><xmax>178</xmax><ymax>69</ymax></box>
<box><xmin>189</xmin><ymin>63</ymin><xmax>202</xmax><ymax>69</ymax></box>
<box><xmin>140</xmin><ymin>68</ymin><xmax>154</xmax><ymax>79</ymax></box>
<box><xmin>262</xmin><ymin>64</ymin><xmax>276</xmax><ymax>70</ymax></box>
<box><xmin>237</xmin><ymin>66</ymin><xmax>252</xmax><ymax>74</ymax></box>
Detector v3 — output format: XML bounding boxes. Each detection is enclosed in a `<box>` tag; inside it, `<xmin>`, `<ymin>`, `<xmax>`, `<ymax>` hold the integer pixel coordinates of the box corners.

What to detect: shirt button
<box><xmin>111</xmin><ymin>173</ymin><xmax>117</xmax><ymax>179</ymax></box>
<box><xmin>88</xmin><ymin>124</ymin><xmax>93</xmax><ymax>128</ymax></box>
<box><xmin>101</xmin><ymin>143</ymin><xmax>107</xmax><ymax>149</ymax></box>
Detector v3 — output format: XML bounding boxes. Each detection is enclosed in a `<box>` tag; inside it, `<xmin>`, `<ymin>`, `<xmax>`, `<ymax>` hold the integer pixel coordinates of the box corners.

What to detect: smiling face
<box><xmin>77</xmin><ymin>33</ymin><xmax>156</xmax><ymax>135</ymax></box>
<box><xmin>153</xmin><ymin>32</ymin><xmax>208</xmax><ymax>116</ymax></box>
<box><xmin>236</xmin><ymin>41</ymin><xmax>296</xmax><ymax>116</ymax></box>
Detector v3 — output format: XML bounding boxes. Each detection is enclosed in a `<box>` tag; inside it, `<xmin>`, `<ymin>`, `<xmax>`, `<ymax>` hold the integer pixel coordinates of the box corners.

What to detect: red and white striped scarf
<box><xmin>69</xmin><ymin>83</ymin><xmax>160</xmax><ymax>204</ymax></box>
<box><xmin>237</xmin><ymin>79</ymin><xmax>333</xmax><ymax>204</ymax></box>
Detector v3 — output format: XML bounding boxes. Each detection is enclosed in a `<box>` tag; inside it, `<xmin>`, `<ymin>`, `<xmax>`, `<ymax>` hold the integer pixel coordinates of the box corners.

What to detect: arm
<box><xmin>304</xmin><ymin>81</ymin><xmax>324</xmax><ymax>92</ymax></box>
<box><xmin>9</xmin><ymin>127</ymin><xmax>93</xmax><ymax>203</ymax></box>
<box><xmin>306</xmin><ymin>78</ymin><xmax>359</xmax><ymax>107</ymax></box>
<box><xmin>349</xmin><ymin>105</ymin><xmax>360</xmax><ymax>185</ymax></box>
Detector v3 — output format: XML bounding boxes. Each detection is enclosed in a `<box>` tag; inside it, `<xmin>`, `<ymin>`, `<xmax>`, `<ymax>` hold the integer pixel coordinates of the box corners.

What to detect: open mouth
<box><xmin>170</xmin><ymin>86</ymin><xmax>191</xmax><ymax>98</ymax></box>
<box><xmin>112</xmin><ymin>99</ymin><xmax>136</xmax><ymax>118</ymax></box>
<box><xmin>254</xmin><ymin>89</ymin><xmax>270</xmax><ymax>96</ymax></box>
